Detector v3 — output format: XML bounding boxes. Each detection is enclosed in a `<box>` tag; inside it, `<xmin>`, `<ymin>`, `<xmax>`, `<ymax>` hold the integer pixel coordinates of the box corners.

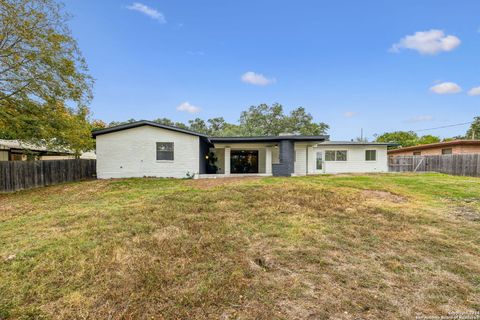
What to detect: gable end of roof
<box><xmin>92</xmin><ymin>121</ymin><xmax>209</xmax><ymax>138</ymax></box>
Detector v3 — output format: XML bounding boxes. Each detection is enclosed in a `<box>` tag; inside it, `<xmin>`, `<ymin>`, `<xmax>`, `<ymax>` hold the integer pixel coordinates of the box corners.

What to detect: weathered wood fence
<box><xmin>0</xmin><ymin>159</ymin><xmax>96</xmax><ymax>192</ymax></box>
<box><xmin>389</xmin><ymin>154</ymin><xmax>480</xmax><ymax>177</ymax></box>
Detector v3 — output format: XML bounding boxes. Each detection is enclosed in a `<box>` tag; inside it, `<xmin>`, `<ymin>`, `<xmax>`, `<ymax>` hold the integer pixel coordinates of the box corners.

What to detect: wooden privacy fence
<box><xmin>389</xmin><ymin>154</ymin><xmax>480</xmax><ymax>177</ymax></box>
<box><xmin>0</xmin><ymin>159</ymin><xmax>96</xmax><ymax>192</ymax></box>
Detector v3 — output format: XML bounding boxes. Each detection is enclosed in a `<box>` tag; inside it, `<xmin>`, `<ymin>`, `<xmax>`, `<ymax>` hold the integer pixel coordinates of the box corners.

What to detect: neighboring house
<box><xmin>388</xmin><ymin>140</ymin><xmax>480</xmax><ymax>157</ymax></box>
<box><xmin>93</xmin><ymin>120</ymin><xmax>392</xmax><ymax>179</ymax></box>
<box><xmin>0</xmin><ymin>139</ymin><xmax>96</xmax><ymax>161</ymax></box>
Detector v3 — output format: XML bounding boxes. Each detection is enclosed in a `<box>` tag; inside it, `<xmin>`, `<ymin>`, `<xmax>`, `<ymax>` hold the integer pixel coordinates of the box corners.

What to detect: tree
<box><xmin>152</xmin><ymin>117</ymin><xmax>189</xmax><ymax>130</ymax></box>
<box><xmin>207</xmin><ymin>117</ymin><xmax>228</xmax><ymax>135</ymax></box>
<box><xmin>466</xmin><ymin>116</ymin><xmax>480</xmax><ymax>140</ymax></box>
<box><xmin>375</xmin><ymin>131</ymin><xmax>419</xmax><ymax>148</ymax></box>
<box><xmin>285</xmin><ymin>107</ymin><xmax>329</xmax><ymax>135</ymax></box>
<box><xmin>0</xmin><ymin>0</ymin><xmax>93</xmax><ymax>151</ymax></box>
<box><xmin>239</xmin><ymin>103</ymin><xmax>329</xmax><ymax>136</ymax></box>
<box><xmin>90</xmin><ymin>119</ymin><xmax>106</xmax><ymax>132</ymax></box>
<box><xmin>417</xmin><ymin>134</ymin><xmax>440</xmax><ymax>145</ymax></box>
<box><xmin>105</xmin><ymin>104</ymin><xmax>329</xmax><ymax>137</ymax></box>
<box><xmin>188</xmin><ymin>118</ymin><xmax>209</xmax><ymax>134</ymax></box>
<box><xmin>375</xmin><ymin>131</ymin><xmax>441</xmax><ymax>148</ymax></box>
<box><xmin>107</xmin><ymin>118</ymin><xmax>137</xmax><ymax>127</ymax></box>
<box><xmin>239</xmin><ymin>103</ymin><xmax>285</xmax><ymax>136</ymax></box>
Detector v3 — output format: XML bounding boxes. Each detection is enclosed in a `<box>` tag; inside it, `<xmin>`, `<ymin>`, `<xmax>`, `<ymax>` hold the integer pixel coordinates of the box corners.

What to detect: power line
<box><xmin>412</xmin><ymin>121</ymin><xmax>473</xmax><ymax>132</ymax></box>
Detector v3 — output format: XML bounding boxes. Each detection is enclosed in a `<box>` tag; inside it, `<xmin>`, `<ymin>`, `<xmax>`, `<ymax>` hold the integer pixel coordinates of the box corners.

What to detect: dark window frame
<box><xmin>325</xmin><ymin>150</ymin><xmax>348</xmax><ymax>162</ymax></box>
<box><xmin>365</xmin><ymin>150</ymin><xmax>377</xmax><ymax>161</ymax></box>
<box><xmin>442</xmin><ymin>148</ymin><xmax>453</xmax><ymax>155</ymax></box>
<box><xmin>156</xmin><ymin>142</ymin><xmax>174</xmax><ymax>161</ymax></box>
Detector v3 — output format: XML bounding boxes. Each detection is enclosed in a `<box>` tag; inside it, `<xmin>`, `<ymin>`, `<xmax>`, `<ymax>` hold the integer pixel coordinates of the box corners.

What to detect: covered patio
<box><xmin>198</xmin><ymin>143</ymin><xmax>278</xmax><ymax>178</ymax></box>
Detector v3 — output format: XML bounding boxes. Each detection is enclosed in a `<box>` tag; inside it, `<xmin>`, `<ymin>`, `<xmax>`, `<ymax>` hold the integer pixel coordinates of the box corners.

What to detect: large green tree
<box><xmin>375</xmin><ymin>131</ymin><xmax>441</xmax><ymax>148</ymax></box>
<box><xmin>239</xmin><ymin>103</ymin><xmax>329</xmax><ymax>136</ymax></box>
<box><xmin>466</xmin><ymin>116</ymin><xmax>480</xmax><ymax>140</ymax></box>
<box><xmin>0</xmin><ymin>0</ymin><xmax>93</xmax><ymax>153</ymax></box>
<box><xmin>106</xmin><ymin>104</ymin><xmax>329</xmax><ymax>137</ymax></box>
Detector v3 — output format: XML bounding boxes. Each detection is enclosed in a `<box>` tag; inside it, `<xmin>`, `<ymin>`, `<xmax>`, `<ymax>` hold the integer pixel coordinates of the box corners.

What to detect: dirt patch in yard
<box><xmin>186</xmin><ymin>177</ymin><xmax>261</xmax><ymax>189</ymax></box>
<box><xmin>451</xmin><ymin>206</ymin><xmax>480</xmax><ymax>221</ymax></box>
<box><xmin>361</xmin><ymin>189</ymin><xmax>407</xmax><ymax>203</ymax></box>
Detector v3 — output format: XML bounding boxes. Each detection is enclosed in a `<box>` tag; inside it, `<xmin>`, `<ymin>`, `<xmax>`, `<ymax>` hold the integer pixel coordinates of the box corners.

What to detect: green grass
<box><xmin>1</xmin><ymin>173</ymin><xmax>479</xmax><ymax>319</ymax></box>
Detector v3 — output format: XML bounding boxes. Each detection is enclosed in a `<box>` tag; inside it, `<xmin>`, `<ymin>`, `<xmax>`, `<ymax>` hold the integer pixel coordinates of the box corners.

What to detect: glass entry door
<box><xmin>316</xmin><ymin>151</ymin><xmax>323</xmax><ymax>172</ymax></box>
<box><xmin>231</xmin><ymin>150</ymin><xmax>259</xmax><ymax>174</ymax></box>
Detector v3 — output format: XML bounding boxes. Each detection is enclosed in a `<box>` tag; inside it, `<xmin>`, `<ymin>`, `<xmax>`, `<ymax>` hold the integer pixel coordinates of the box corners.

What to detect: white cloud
<box><xmin>407</xmin><ymin>115</ymin><xmax>434</xmax><ymax>123</ymax></box>
<box><xmin>186</xmin><ymin>50</ymin><xmax>205</xmax><ymax>56</ymax></box>
<box><xmin>176</xmin><ymin>102</ymin><xmax>200</xmax><ymax>113</ymax></box>
<box><xmin>241</xmin><ymin>71</ymin><xmax>276</xmax><ymax>86</ymax></box>
<box><xmin>429</xmin><ymin>82</ymin><xmax>462</xmax><ymax>94</ymax></box>
<box><xmin>468</xmin><ymin>86</ymin><xmax>480</xmax><ymax>96</ymax></box>
<box><xmin>343</xmin><ymin>111</ymin><xmax>357</xmax><ymax>118</ymax></box>
<box><xmin>126</xmin><ymin>2</ymin><xmax>166</xmax><ymax>23</ymax></box>
<box><xmin>391</xmin><ymin>29</ymin><xmax>460</xmax><ymax>55</ymax></box>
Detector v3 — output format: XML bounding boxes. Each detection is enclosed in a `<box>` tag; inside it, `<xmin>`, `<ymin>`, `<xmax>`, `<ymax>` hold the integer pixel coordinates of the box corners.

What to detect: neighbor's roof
<box><xmin>209</xmin><ymin>135</ymin><xmax>329</xmax><ymax>143</ymax></box>
<box><xmin>92</xmin><ymin>120</ymin><xmax>210</xmax><ymax>138</ymax></box>
<box><xmin>0</xmin><ymin>139</ymin><xmax>72</xmax><ymax>153</ymax></box>
<box><xmin>318</xmin><ymin>141</ymin><xmax>396</xmax><ymax>146</ymax></box>
<box><xmin>387</xmin><ymin>139</ymin><xmax>480</xmax><ymax>154</ymax></box>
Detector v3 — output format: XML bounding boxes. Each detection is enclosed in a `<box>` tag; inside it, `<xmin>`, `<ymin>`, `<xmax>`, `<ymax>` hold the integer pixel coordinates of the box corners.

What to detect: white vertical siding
<box><xmin>96</xmin><ymin>126</ymin><xmax>200</xmax><ymax>179</ymax></box>
<box><xmin>294</xmin><ymin>144</ymin><xmax>307</xmax><ymax>175</ymax></box>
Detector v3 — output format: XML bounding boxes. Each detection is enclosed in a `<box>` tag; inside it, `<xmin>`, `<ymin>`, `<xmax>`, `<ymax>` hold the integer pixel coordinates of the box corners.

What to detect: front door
<box><xmin>231</xmin><ymin>150</ymin><xmax>259</xmax><ymax>174</ymax></box>
<box><xmin>316</xmin><ymin>151</ymin><xmax>324</xmax><ymax>173</ymax></box>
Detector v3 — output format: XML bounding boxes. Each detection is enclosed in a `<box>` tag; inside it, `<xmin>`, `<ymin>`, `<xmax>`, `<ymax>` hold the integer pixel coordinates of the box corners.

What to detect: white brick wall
<box><xmin>96</xmin><ymin>126</ymin><xmax>200</xmax><ymax>179</ymax></box>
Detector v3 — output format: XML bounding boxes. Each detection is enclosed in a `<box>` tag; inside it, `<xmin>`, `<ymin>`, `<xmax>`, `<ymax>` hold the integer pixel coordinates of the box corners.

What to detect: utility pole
<box><xmin>360</xmin><ymin>128</ymin><xmax>363</xmax><ymax>142</ymax></box>
<box><xmin>473</xmin><ymin>118</ymin><xmax>479</xmax><ymax>140</ymax></box>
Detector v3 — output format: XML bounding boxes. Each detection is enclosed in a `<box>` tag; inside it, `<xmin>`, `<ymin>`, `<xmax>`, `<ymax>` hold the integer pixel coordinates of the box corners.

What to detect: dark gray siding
<box><xmin>272</xmin><ymin>140</ymin><xmax>295</xmax><ymax>176</ymax></box>
<box><xmin>198</xmin><ymin>137</ymin><xmax>211</xmax><ymax>174</ymax></box>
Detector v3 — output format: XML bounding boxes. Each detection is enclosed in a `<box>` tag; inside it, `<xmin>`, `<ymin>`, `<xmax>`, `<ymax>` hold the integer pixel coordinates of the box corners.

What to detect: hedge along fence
<box><xmin>0</xmin><ymin>159</ymin><xmax>96</xmax><ymax>192</ymax></box>
<box><xmin>388</xmin><ymin>154</ymin><xmax>480</xmax><ymax>177</ymax></box>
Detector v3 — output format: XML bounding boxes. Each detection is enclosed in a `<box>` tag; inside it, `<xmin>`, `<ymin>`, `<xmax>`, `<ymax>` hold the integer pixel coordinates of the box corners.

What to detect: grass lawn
<box><xmin>1</xmin><ymin>173</ymin><xmax>480</xmax><ymax>319</ymax></box>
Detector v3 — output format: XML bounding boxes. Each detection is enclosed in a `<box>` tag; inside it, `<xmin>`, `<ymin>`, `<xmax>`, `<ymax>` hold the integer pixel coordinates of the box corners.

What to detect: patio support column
<box><xmin>265</xmin><ymin>147</ymin><xmax>272</xmax><ymax>175</ymax></box>
<box><xmin>224</xmin><ymin>147</ymin><xmax>231</xmax><ymax>175</ymax></box>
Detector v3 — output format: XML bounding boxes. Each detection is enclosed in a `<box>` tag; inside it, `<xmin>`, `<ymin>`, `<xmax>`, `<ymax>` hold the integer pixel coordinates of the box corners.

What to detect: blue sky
<box><xmin>63</xmin><ymin>0</ymin><xmax>480</xmax><ymax>140</ymax></box>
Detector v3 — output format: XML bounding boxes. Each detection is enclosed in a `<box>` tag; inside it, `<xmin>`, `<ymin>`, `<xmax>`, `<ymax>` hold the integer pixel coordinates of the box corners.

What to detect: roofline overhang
<box><xmin>209</xmin><ymin>135</ymin><xmax>329</xmax><ymax>143</ymax></box>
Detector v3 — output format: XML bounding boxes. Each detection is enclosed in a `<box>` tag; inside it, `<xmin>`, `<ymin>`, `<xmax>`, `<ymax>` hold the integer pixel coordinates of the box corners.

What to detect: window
<box><xmin>156</xmin><ymin>142</ymin><xmax>174</xmax><ymax>160</ymax></box>
<box><xmin>442</xmin><ymin>148</ymin><xmax>452</xmax><ymax>155</ymax></box>
<box><xmin>325</xmin><ymin>150</ymin><xmax>336</xmax><ymax>161</ymax></box>
<box><xmin>325</xmin><ymin>150</ymin><xmax>347</xmax><ymax>161</ymax></box>
<box><xmin>336</xmin><ymin>150</ymin><xmax>347</xmax><ymax>161</ymax></box>
<box><xmin>316</xmin><ymin>152</ymin><xmax>323</xmax><ymax>170</ymax></box>
<box><xmin>365</xmin><ymin>150</ymin><xmax>377</xmax><ymax>161</ymax></box>
<box><xmin>413</xmin><ymin>151</ymin><xmax>421</xmax><ymax>156</ymax></box>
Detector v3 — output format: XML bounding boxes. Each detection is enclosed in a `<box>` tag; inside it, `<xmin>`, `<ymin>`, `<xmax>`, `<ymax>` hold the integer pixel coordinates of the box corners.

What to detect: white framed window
<box><xmin>325</xmin><ymin>150</ymin><xmax>347</xmax><ymax>161</ymax></box>
<box><xmin>365</xmin><ymin>150</ymin><xmax>377</xmax><ymax>161</ymax></box>
<box><xmin>156</xmin><ymin>142</ymin><xmax>174</xmax><ymax>160</ymax></box>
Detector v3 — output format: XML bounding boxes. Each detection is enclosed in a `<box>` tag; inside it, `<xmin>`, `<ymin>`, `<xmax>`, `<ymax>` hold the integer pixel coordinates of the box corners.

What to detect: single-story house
<box><xmin>388</xmin><ymin>140</ymin><xmax>480</xmax><ymax>157</ymax></box>
<box><xmin>92</xmin><ymin>121</ymin><xmax>392</xmax><ymax>179</ymax></box>
<box><xmin>0</xmin><ymin>139</ymin><xmax>96</xmax><ymax>161</ymax></box>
